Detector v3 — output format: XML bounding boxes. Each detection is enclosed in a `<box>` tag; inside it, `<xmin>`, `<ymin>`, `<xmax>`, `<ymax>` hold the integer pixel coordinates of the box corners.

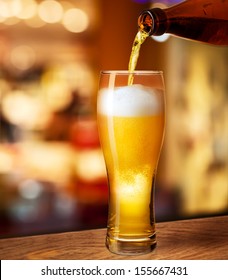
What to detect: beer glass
<box><xmin>97</xmin><ymin>71</ymin><xmax>165</xmax><ymax>255</ymax></box>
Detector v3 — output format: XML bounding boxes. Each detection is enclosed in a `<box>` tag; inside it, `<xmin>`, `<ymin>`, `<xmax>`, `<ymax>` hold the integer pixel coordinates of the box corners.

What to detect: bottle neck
<box><xmin>138</xmin><ymin>1</ymin><xmax>228</xmax><ymax>45</ymax></box>
<box><xmin>138</xmin><ymin>8</ymin><xmax>167</xmax><ymax>36</ymax></box>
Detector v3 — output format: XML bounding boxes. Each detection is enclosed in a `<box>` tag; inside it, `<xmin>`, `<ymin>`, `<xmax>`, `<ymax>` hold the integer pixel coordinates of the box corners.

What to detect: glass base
<box><xmin>106</xmin><ymin>233</ymin><xmax>157</xmax><ymax>256</ymax></box>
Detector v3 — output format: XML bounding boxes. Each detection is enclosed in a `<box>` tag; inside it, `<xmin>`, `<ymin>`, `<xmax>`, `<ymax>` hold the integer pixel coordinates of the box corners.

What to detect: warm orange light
<box><xmin>10</xmin><ymin>45</ymin><xmax>36</xmax><ymax>70</ymax></box>
<box><xmin>38</xmin><ymin>0</ymin><xmax>63</xmax><ymax>24</ymax></box>
<box><xmin>17</xmin><ymin>0</ymin><xmax>37</xmax><ymax>20</ymax></box>
<box><xmin>0</xmin><ymin>0</ymin><xmax>22</xmax><ymax>18</ymax></box>
<box><xmin>62</xmin><ymin>8</ymin><xmax>89</xmax><ymax>33</ymax></box>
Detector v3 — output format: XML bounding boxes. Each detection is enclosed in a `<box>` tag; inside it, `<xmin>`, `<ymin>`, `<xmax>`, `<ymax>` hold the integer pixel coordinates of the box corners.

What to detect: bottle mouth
<box><xmin>138</xmin><ymin>10</ymin><xmax>153</xmax><ymax>35</ymax></box>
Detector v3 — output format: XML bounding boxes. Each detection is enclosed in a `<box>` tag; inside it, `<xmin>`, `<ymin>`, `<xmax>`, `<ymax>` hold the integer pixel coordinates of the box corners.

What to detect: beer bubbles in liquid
<box><xmin>98</xmin><ymin>85</ymin><xmax>164</xmax><ymax>239</ymax></box>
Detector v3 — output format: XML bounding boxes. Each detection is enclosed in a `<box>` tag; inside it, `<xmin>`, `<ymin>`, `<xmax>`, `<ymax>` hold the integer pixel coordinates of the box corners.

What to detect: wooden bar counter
<box><xmin>0</xmin><ymin>215</ymin><xmax>227</xmax><ymax>260</ymax></box>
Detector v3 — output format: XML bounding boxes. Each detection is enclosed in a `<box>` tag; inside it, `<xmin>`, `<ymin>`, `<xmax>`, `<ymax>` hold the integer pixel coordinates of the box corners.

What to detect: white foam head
<box><xmin>98</xmin><ymin>84</ymin><xmax>163</xmax><ymax>116</ymax></box>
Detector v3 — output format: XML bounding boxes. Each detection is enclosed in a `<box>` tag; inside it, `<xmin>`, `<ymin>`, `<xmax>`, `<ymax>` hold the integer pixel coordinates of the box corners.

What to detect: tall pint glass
<box><xmin>97</xmin><ymin>71</ymin><xmax>165</xmax><ymax>255</ymax></box>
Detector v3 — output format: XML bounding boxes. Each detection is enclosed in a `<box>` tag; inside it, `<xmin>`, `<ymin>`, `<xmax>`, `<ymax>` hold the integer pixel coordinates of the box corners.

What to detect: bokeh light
<box><xmin>0</xmin><ymin>0</ymin><xmax>22</xmax><ymax>18</ymax></box>
<box><xmin>2</xmin><ymin>90</ymin><xmax>50</xmax><ymax>130</ymax></box>
<box><xmin>62</xmin><ymin>8</ymin><xmax>89</xmax><ymax>33</ymax></box>
<box><xmin>24</xmin><ymin>13</ymin><xmax>46</xmax><ymax>28</ymax></box>
<box><xmin>17</xmin><ymin>0</ymin><xmax>37</xmax><ymax>20</ymax></box>
<box><xmin>2</xmin><ymin>16</ymin><xmax>20</xmax><ymax>26</ymax></box>
<box><xmin>10</xmin><ymin>45</ymin><xmax>36</xmax><ymax>70</ymax></box>
<box><xmin>38</xmin><ymin>0</ymin><xmax>63</xmax><ymax>24</ymax></box>
<box><xmin>18</xmin><ymin>179</ymin><xmax>43</xmax><ymax>200</ymax></box>
<box><xmin>0</xmin><ymin>149</ymin><xmax>14</xmax><ymax>173</ymax></box>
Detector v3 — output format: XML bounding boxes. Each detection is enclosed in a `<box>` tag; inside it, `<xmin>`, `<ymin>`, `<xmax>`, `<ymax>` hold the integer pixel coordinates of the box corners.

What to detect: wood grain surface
<box><xmin>0</xmin><ymin>215</ymin><xmax>227</xmax><ymax>260</ymax></box>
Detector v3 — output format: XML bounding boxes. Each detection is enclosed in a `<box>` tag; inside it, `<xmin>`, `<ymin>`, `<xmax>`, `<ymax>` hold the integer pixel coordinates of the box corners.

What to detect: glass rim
<box><xmin>100</xmin><ymin>70</ymin><xmax>163</xmax><ymax>75</ymax></box>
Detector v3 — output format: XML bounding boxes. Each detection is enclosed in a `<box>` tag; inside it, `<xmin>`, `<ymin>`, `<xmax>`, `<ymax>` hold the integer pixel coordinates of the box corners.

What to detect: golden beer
<box><xmin>97</xmin><ymin>71</ymin><xmax>165</xmax><ymax>255</ymax></box>
<box><xmin>128</xmin><ymin>30</ymin><xmax>148</xmax><ymax>85</ymax></box>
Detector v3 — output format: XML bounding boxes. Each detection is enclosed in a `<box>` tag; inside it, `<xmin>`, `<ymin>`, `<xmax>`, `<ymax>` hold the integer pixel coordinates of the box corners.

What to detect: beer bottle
<box><xmin>138</xmin><ymin>0</ymin><xmax>228</xmax><ymax>45</ymax></box>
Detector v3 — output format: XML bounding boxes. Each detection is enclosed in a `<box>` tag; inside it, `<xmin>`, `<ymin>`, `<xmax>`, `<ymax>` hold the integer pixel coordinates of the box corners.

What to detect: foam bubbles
<box><xmin>98</xmin><ymin>84</ymin><xmax>163</xmax><ymax>116</ymax></box>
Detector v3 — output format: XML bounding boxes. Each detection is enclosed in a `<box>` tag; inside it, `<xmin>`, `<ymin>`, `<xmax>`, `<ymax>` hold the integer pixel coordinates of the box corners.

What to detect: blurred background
<box><xmin>0</xmin><ymin>0</ymin><xmax>227</xmax><ymax>238</ymax></box>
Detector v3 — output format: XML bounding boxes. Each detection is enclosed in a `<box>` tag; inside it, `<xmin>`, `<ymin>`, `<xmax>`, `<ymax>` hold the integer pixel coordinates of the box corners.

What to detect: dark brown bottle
<box><xmin>138</xmin><ymin>0</ymin><xmax>228</xmax><ymax>45</ymax></box>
